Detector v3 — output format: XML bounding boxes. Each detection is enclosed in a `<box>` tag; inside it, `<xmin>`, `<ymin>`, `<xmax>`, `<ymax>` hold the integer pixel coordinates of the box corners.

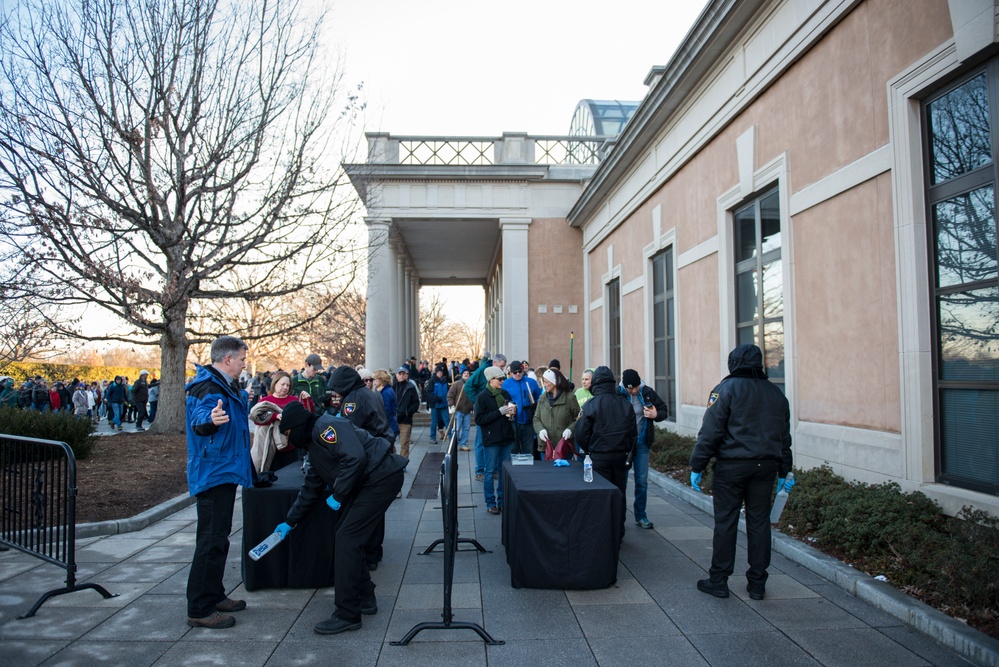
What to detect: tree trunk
<box><xmin>150</xmin><ymin>310</ymin><xmax>190</xmax><ymax>435</ymax></box>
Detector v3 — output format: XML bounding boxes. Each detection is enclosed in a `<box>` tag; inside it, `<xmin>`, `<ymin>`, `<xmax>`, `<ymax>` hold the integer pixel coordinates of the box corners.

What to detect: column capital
<box><xmin>499</xmin><ymin>217</ymin><xmax>532</xmax><ymax>229</ymax></box>
<box><xmin>364</xmin><ymin>217</ymin><xmax>392</xmax><ymax>228</ymax></box>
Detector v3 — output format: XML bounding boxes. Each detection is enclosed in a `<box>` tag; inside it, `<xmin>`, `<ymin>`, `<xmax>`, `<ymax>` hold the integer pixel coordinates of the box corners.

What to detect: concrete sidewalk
<box><xmin>1</xmin><ymin>423</ymin><xmax>996</xmax><ymax>667</ymax></box>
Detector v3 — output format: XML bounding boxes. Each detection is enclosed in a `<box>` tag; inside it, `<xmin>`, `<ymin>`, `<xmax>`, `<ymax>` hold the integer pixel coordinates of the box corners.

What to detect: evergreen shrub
<box><xmin>0</xmin><ymin>407</ymin><xmax>97</xmax><ymax>460</ymax></box>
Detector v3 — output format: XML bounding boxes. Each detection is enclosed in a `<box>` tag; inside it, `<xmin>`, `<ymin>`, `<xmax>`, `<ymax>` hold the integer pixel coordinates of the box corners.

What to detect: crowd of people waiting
<box><xmin>0</xmin><ymin>371</ymin><xmax>159</xmax><ymax>430</ymax></box>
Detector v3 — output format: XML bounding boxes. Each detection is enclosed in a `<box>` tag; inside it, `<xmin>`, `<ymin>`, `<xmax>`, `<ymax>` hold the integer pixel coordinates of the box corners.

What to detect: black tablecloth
<box><xmin>501</xmin><ymin>460</ymin><xmax>622</xmax><ymax>590</ymax></box>
<box><xmin>241</xmin><ymin>462</ymin><xmax>336</xmax><ymax>591</ymax></box>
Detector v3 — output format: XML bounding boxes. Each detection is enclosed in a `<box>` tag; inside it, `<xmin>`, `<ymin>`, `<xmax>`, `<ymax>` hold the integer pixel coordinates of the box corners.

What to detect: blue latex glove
<box><xmin>275</xmin><ymin>522</ymin><xmax>292</xmax><ymax>539</ymax></box>
<box><xmin>553</xmin><ymin>459</ymin><xmax>570</xmax><ymax>467</ymax></box>
<box><xmin>690</xmin><ymin>471</ymin><xmax>702</xmax><ymax>493</ymax></box>
<box><xmin>779</xmin><ymin>477</ymin><xmax>796</xmax><ymax>493</ymax></box>
<box><xmin>326</xmin><ymin>496</ymin><xmax>341</xmax><ymax>511</ymax></box>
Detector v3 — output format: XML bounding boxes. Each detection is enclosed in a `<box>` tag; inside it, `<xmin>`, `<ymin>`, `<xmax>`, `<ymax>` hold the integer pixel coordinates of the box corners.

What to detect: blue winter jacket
<box><xmin>185</xmin><ymin>364</ymin><xmax>253</xmax><ymax>496</ymax></box>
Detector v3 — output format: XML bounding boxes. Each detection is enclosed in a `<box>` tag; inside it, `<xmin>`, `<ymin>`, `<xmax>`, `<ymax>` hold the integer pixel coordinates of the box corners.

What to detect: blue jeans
<box><xmin>110</xmin><ymin>402</ymin><xmax>123</xmax><ymax>427</ymax></box>
<box><xmin>474</xmin><ymin>425</ymin><xmax>484</xmax><ymax>475</ymax></box>
<box><xmin>483</xmin><ymin>443</ymin><xmax>513</xmax><ymax>509</ymax></box>
<box><xmin>452</xmin><ymin>411</ymin><xmax>470</xmax><ymax>449</ymax></box>
<box><xmin>632</xmin><ymin>438</ymin><xmax>651</xmax><ymax>522</ymax></box>
<box><xmin>148</xmin><ymin>401</ymin><xmax>157</xmax><ymax>422</ymax></box>
<box><xmin>429</xmin><ymin>405</ymin><xmax>447</xmax><ymax>442</ymax></box>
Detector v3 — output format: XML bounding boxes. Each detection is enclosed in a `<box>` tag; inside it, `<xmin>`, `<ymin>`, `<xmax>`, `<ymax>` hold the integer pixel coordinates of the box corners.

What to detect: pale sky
<box><xmin>328</xmin><ymin>0</ymin><xmax>710</xmax><ymax>323</ymax></box>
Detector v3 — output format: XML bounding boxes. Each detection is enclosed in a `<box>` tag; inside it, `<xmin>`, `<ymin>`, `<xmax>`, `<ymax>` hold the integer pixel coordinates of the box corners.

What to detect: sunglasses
<box><xmin>363</xmin><ymin>378</ymin><xmax>373</xmax><ymax>384</ymax></box>
<box><xmin>511</xmin><ymin>370</ymin><xmax>523</xmax><ymax>375</ymax></box>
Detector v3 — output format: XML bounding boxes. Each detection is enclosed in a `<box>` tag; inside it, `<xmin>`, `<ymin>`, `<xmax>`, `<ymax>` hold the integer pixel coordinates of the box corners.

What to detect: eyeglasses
<box><xmin>363</xmin><ymin>379</ymin><xmax>373</xmax><ymax>384</ymax></box>
<box><xmin>511</xmin><ymin>370</ymin><xmax>523</xmax><ymax>375</ymax></box>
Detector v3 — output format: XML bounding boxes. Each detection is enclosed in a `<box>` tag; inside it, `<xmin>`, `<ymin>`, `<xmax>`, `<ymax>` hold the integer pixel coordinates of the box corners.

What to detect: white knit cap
<box><xmin>542</xmin><ymin>369</ymin><xmax>557</xmax><ymax>386</ymax></box>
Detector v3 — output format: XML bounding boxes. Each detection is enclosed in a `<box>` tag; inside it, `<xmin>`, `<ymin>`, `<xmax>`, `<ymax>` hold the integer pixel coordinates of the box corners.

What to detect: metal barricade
<box><xmin>0</xmin><ymin>433</ymin><xmax>116</xmax><ymax>618</ymax></box>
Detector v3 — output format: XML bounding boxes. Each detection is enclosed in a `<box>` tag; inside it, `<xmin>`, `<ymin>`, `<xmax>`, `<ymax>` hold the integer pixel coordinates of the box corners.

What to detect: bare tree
<box><xmin>420</xmin><ymin>289</ymin><xmax>482</xmax><ymax>366</ymax></box>
<box><xmin>0</xmin><ymin>260</ymin><xmax>69</xmax><ymax>370</ymax></box>
<box><xmin>0</xmin><ymin>0</ymin><xmax>365</xmax><ymax>432</ymax></box>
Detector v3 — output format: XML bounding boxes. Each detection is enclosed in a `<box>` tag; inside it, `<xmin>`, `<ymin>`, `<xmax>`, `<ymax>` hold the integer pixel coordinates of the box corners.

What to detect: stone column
<box><xmin>500</xmin><ymin>217</ymin><xmax>532</xmax><ymax>358</ymax></box>
<box><xmin>365</xmin><ymin>218</ymin><xmax>393</xmax><ymax>371</ymax></box>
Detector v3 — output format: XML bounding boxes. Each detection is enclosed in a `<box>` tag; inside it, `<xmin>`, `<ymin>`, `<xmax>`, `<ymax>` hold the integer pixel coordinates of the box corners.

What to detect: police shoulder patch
<box><xmin>707</xmin><ymin>392</ymin><xmax>720</xmax><ymax>407</ymax></box>
<box><xmin>343</xmin><ymin>402</ymin><xmax>356</xmax><ymax>415</ymax></box>
<box><xmin>321</xmin><ymin>425</ymin><xmax>338</xmax><ymax>444</ymax></box>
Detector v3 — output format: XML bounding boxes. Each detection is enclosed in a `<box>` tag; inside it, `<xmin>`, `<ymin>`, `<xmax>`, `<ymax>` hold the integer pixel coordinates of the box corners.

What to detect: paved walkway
<box><xmin>1</xmin><ymin>423</ymin><xmax>995</xmax><ymax>667</ymax></box>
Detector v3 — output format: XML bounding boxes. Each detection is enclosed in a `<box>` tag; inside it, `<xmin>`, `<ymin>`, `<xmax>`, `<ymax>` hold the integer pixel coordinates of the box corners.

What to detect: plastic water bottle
<box><xmin>583</xmin><ymin>454</ymin><xmax>593</xmax><ymax>483</ymax></box>
<box><xmin>248</xmin><ymin>532</ymin><xmax>284</xmax><ymax>561</ymax></box>
<box><xmin>769</xmin><ymin>472</ymin><xmax>795</xmax><ymax>523</ymax></box>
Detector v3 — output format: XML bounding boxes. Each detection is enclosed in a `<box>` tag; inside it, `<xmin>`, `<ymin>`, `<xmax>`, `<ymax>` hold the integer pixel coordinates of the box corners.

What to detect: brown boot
<box><xmin>187</xmin><ymin>611</ymin><xmax>236</xmax><ymax>629</ymax></box>
<box><xmin>216</xmin><ymin>598</ymin><xmax>246</xmax><ymax>612</ymax></box>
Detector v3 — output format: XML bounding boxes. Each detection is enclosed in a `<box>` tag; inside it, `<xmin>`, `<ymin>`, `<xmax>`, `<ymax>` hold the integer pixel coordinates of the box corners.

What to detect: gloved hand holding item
<box><xmin>326</xmin><ymin>496</ymin><xmax>341</xmax><ymax>511</ymax></box>
<box><xmin>778</xmin><ymin>476</ymin><xmax>795</xmax><ymax>492</ymax></box>
<box><xmin>561</xmin><ymin>428</ymin><xmax>572</xmax><ymax>440</ymax></box>
<box><xmin>275</xmin><ymin>522</ymin><xmax>293</xmax><ymax>539</ymax></box>
<box><xmin>498</xmin><ymin>404</ymin><xmax>512</xmax><ymax>416</ymax></box>
<box><xmin>538</xmin><ymin>429</ymin><xmax>549</xmax><ymax>443</ymax></box>
<box><xmin>448</xmin><ymin>405</ymin><xmax>456</xmax><ymax>414</ymax></box>
<box><xmin>690</xmin><ymin>471</ymin><xmax>702</xmax><ymax>493</ymax></box>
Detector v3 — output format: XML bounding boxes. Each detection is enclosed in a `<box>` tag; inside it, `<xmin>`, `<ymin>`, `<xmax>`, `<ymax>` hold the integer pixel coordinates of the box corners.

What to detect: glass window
<box><xmin>925</xmin><ymin>65</ymin><xmax>999</xmax><ymax>494</ymax></box>
<box><xmin>607</xmin><ymin>278</ymin><xmax>621</xmax><ymax>379</ymax></box>
<box><xmin>652</xmin><ymin>249</ymin><xmax>676</xmax><ymax>421</ymax></box>
<box><xmin>733</xmin><ymin>188</ymin><xmax>784</xmax><ymax>392</ymax></box>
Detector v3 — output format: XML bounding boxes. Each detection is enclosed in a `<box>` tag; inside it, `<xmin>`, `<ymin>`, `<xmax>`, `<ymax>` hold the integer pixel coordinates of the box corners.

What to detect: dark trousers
<box><xmin>512</xmin><ymin>421</ymin><xmax>536</xmax><ymax>456</ymax></box>
<box><xmin>709</xmin><ymin>460</ymin><xmax>778</xmax><ymax>586</ymax></box>
<box><xmin>135</xmin><ymin>403</ymin><xmax>148</xmax><ymax>429</ymax></box>
<box><xmin>333</xmin><ymin>470</ymin><xmax>404</xmax><ymax>621</ymax></box>
<box><xmin>590</xmin><ymin>452</ymin><xmax>629</xmax><ymax>539</ymax></box>
<box><xmin>187</xmin><ymin>483</ymin><xmax>237</xmax><ymax>618</ymax></box>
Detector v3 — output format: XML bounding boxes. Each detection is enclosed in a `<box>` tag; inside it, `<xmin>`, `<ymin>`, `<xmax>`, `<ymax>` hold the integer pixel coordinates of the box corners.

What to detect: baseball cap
<box><xmin>305</xmin><ymin>353</ymin><xmax>322</xmax><ymax>368</ymax></box>
<box><xmin>509</xmin><ymin>360</ymin><xmax>523</xmax><ymax>372</ymax></box>
<box><xmin>396</xmin><ymin>366</ymin><xmax>410</xmax><ymax>374</ymax></box>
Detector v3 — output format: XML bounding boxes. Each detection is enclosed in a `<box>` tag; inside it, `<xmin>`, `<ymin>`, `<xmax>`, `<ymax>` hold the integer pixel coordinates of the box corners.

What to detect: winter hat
<box><xmin>139</xmin><ymin>370</ymin><xmax>149</xmax><ymax>376</ymax></box>
<box><xmin>622</xmin><ymin>369</ymin><xmax>641</xmax><ymax>388</ymax></box>
<box><xmin>278</xmin><ymin>401</ymin><xmax>315</xmax><ymax>448</ymax></box>
<box><xmin>542</xmin><ymin>369</ymin><xmax>558</xmax><ymax>386</ymax></box>
<box><xmin>509</xmin><ymin>360</ymin><xmax>523</xmax><ymax>372</ymax></box>
<box><xmin>484</xmin><ymin>366</ymin><xmax>506</xmax><ymax>382</ymax></box>
<box><xmin>548</xmin><ymin>359</ymin><xmax>561</xmax><ymax>369</ymax></box>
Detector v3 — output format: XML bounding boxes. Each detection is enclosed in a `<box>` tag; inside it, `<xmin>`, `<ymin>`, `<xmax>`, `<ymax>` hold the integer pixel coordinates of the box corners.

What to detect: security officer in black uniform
<box><xmin>327</xmin><ymin>365</ymin><xmax>395</xmax><ymax>570</ymax></box>
<box><xmin>689</xmin><ymin>344</ymin><xmax>793</xmax><ymax>601</ymax></box>
<box><xmin>272</xmin><ymin>401</ymin><xmax>407</xmax><ymax>635</ymax></box>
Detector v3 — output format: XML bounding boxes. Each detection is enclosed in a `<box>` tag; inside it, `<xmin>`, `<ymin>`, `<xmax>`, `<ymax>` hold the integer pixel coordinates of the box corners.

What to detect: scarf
<box><xmin>487</xmin><ymin>384</ymin><xmax>505</xmax><ymax>410</ymax></box>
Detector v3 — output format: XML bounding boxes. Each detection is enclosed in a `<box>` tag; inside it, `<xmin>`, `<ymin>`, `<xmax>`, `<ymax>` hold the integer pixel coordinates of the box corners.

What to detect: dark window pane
<box><xmin>736</xmin><ymin>270</ymin><xmax>758</xmax><ymax>323</ymax></box>
<box><xmin>760</xmin><ymin>191</ymin><xmax>781</xmax><ymax>254</ymax></box>
<box><xmin>928</xmin><ymin>72</ymin><xmax>991</xmax><ymax>185</ymax></box>
<box><xmin>668</xmin><ymin>383</ymin><xmax>677</xmax><ymax>422</ymax></box>
<box><xmin>764</xmin><ymin>320</ymin><xmax>785</xmax><ymax>379</ymax></box>
<box><xmin>939</xmin><ymin>389</ymin><xmax>998</xmax><ymax>488</ymax></box>
<box><xmin>655</xmin><ymin>340</ymin><xmax>666</xmax><ymax>375</ymax></box>
<box><xmin>933</xmin><ymin>186</ymin><xmax>997</xmax><ymax>288</ymax></box>
<box><xmin>737</xmin><ymin>325</ymin><xmax>756</xmax><ymax>346</ymax></box>
<box><xmin>667</xmin><ymin>339</ymin><xmax>675</xmax><ymax>378</ymax></box>
<box><xmin>938</xmin><ymin>286</ymin><xmax>999</xmax><ymax>381</ymax></box>
<box><xmin>653</xmin><ymin>254</ymin><xmax>665</xmax><ymax>295</ymax></box>
<box><xmin>654</xmin><ymin>300</ymin><xmax>665</xmax><ymax>338</ymax></box>
<box><xmin>735</xmin><ymin>205</ymin><xmax>756</xmax><ymax>262</ymax></box>
<box><xmin>665</xmin><ymin>249</ymin><xmax>674</xmax><ymax>290</ymax></box>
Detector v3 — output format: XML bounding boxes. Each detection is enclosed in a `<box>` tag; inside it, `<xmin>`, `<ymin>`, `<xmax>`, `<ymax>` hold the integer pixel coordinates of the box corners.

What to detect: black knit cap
<box><xmin>279</xmin><ymin>401</ymin><xmax>316</xmax><ymax>448</ymax></box>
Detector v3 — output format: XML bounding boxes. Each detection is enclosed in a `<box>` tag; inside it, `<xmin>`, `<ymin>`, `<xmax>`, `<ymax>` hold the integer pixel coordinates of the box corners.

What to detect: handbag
<box><xmin>545</xmin><ymin>437</ymin><xmax>574</xmax><ymax>461</ymax></box>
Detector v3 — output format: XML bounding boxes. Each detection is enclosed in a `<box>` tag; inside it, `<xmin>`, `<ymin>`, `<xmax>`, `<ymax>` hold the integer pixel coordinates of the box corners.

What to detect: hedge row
<box><xmin>0</xmin><ymin>406</ymin><xmax>97</xmax><ymax>459</ymax></box>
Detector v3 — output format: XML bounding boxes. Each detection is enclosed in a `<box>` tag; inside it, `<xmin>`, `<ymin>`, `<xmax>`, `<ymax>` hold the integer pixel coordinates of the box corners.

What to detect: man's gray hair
<box><xmin>210</xmin><ymin>336</ymin><xmax>248</xmax><ymax>363</ymax></box>
<box><xmin>492</xmin><ymin>353</ymin><xmax>507</xmax><ymax>363</ymax></box>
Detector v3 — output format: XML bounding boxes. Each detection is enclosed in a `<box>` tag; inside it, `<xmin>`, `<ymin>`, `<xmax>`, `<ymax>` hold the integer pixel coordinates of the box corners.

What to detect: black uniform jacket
<box><xmin>574</xmin><ymin>366</ymin><xmax>637</xmax><ymax>456</ymax></box>
<box><xmin>328</xmin><ymin>366</ymin><xmax>393</xmax><ymax>443</ymax></box>
<box><xmin>689</xmin><ymin>344</ymin><xmax>793</xmax><ymax>477</ymax></box>
<box><xmin>394</xmin><ymin>379</ymin><xmax>419</xmax><ymax>424</ymax></box>
<box><xmin>285</xmin><ymin>414</ymin><xmax>408</xmax><ymax>526</ymax></box>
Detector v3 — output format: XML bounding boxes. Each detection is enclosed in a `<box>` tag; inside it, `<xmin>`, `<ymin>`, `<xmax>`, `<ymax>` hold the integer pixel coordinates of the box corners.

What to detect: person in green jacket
<box><xmin>574</xmin><ymin>368</ymin><xmax>595</xmax><ymax>408</ymax></box>
<box><xmin>464</xmin><ymin>352</ymin><xmax>506</xmax><ymax>480</ymax></box>
<box><xmin>0</xmin><ymin>378</ymin><xmax>20</xmax><ymax>408</ymax></box>
<box><xmin>534</xmin><ymin>368</ymin><xmax>581</xmax><ymax>459</ymax></box>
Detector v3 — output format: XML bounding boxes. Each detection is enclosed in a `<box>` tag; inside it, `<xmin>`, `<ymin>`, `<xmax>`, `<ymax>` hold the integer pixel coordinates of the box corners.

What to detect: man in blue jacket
<box><xmin>185</xmin><ymin>336</ymin><xmax>254</xmax><ymax>629</ymax></box>
<box><xmin>502</xmin><ymin>360</ymin><xmax>542</xmax><ymax>456</ymax></box>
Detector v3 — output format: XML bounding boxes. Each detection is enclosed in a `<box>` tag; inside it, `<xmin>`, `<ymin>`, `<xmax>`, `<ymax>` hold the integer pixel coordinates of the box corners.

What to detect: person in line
<box><xmin>463</xmin><ymin>352</ymin><xmax>507</xmax><ymax>481</ymax></box>
<box><xmin>184</xmin><ymin>336</ymin><xmax>254</xmax><ymax>629</ymax></box>
<box><xmin>273</xmin><ymin>401</ymin><xmax>407</xmax><ymax>635</ymax></box>
<box><xmin>72</xmin><ymin>381</ymin><xmax>90</xmax><ymax>419</ymax></box>
<box><xmin>574</xmin><ymin>366</ymin><xmax>636</xmax><ymax>539</ymax></box>
<box><xmin>147</xmin><ymin>378</ymin><xmax>160</xmax><ymax>423</ymax></box>
<box><xmin>393</xmin><ymin>366</ymin><xmax>420</xmax><ymax>458</ymax></box>
<box><xmin>292</xmin><ymin>353</ymin><xmax>326</xmax><ymax>413</ymax></box>
<box><xmin>502</xmin><ymin>360</ymin><xmax>542</xmax><ymax>456</ymax></box>
<box><xmin>620</xmin><ymin>369</ymin><xmax>669</xmax><ymax>529</ymax></box>
<box><xmin>689</xmin><ymin>344</ymin><xmax>794</xmax><ymax>601</ymax></box>
<box><xmin>446</xmin><ymin>368</ymin><xmax>473</xmax><ymax>451</ymax></box>
<box><xmin>250</xmin><ymin>370</ymin><xmax>301</xmax><ymax>472</ymax></box>
<box><xmin>474</xmin><ymin>366</ymin><xmax>516</xmax><ymax>515</ymax></box>
<box><xmin>372</xmin><ymin>369</ymin><xmax>399</xmax><ymax>444</ymax></box>
<box><xmin>133</xmin><ymin>370</ymin><xmax>150</xmax><ymax>431</ymax></box>
<box><xmin>534</xmin><ymin>367</ymin><xmax>580</xmax><ymax>460</ymax></box>
<box><xmin>574</xmin><ymin>368</ymin><xmax>594</xmax><ymax>408</ymax></box>
<box><xmin>105</xmin><ymin>376</ymin><xmax>126</xmax><ymax>429</ymax></box>
<box><xmin>425</xmin><ymin>364</ymin><xmax>449</xmax><ymax>444</ymax></box>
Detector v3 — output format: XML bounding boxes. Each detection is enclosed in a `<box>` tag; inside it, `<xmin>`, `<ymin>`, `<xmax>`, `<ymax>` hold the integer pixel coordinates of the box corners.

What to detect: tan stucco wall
<box><xmin>793</xmin><ymin>173</ymin><xmax>900</xmax><ymax>432</ymax></box>
<box><xmin>528</xmin><ymin>218</ymin><xmax>584</xmax><ymax>368</ymax></box>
